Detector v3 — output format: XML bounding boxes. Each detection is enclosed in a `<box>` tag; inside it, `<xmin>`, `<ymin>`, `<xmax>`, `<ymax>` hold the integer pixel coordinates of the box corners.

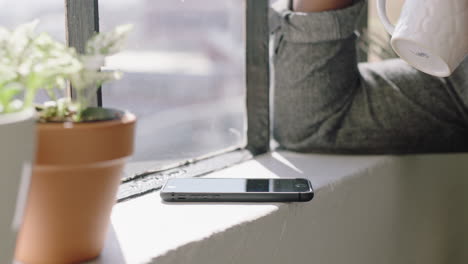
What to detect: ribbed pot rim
<box><xmin>35</xmin><ymin>108</ymin><xmax>136</xmax><ymax>165</ymax></box>
<box><xmin>37</xmin><ymin>108</ymin><xmax>135</xmax><ymax>129</ymax></box>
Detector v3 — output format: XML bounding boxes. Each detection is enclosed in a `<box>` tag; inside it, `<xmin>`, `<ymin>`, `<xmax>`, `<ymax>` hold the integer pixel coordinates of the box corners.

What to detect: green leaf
<box><xmin>0</xmin><ymin>83</ymin><xmax>22</xmax><ymax>113</ymax></box>
<box><xmin>0</xmin><ymin>21</ymin><xmax>131</xmax><ymax>119</ymax></box>
<box><xmin>86</xmin><ymin>24</ymin><xmax>133</xmax><ymax>56</ymax></box>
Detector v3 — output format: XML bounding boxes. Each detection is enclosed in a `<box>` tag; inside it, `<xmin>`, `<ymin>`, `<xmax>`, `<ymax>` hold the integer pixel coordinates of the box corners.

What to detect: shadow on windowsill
<box><xmin>84</xmin><ymin>224</ymin><xmax>125</xmax><ymax>264</ymax></box>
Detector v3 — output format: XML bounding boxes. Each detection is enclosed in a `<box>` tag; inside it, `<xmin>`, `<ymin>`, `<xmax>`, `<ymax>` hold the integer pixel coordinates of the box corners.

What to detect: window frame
<box><xmin>66</xmin><ymin>0</ymin><xmax>270</xmax><ymax>201</ymax></box>
<box><xmin>65</xmin><ymin>0</ymin><xmax>102</xmax><ymax>106</ymax></box>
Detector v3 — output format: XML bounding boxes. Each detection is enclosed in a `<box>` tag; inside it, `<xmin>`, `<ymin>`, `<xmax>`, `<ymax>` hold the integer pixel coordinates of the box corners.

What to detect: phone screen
<box><xmin>164</xmin><ymin>178</ymin><xmax>311</xmax><ymax>193</ymax></box>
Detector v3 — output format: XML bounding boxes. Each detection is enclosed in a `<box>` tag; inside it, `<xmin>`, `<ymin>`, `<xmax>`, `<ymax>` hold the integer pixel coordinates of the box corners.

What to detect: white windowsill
<box><xmin>87</xmin><ymin>151</ymin><xmax>468</xmax><ymax>264</ymax></box>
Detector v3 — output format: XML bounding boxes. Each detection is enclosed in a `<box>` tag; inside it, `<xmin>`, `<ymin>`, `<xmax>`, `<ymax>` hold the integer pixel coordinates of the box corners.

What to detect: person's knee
<box><xmin>273</xmin><ymin>120</ymin><xmax>330</xmax><ymax>152</ymax></box>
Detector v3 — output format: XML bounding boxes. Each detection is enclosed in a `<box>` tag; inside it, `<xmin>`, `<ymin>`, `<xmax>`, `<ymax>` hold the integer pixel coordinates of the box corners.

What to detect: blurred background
<box><xmin>99</xmin><ymin>0</ymin><xmax>246</xmax><ymax>164</ymax></box>
<box><xmin>0</xmin><ymin>0</ymin><xmax>246</xmax><ymax>166</ymax></box>
<box><xmin>365</xmin><ymin>0</ymin><xmax>404</xmax><ymax>61</ymax></box>
<box><xmin>0</xmin><ymin>0</ymin><xmax>404</xmax><ymax>165</ymax></box>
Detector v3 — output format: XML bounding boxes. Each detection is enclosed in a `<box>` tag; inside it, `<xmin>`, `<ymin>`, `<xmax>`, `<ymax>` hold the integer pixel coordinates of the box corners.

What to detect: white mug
<box><xmin>377</xmin><ymin>0</ymin><xmax>468</xmax><ymax>77</ymax></box>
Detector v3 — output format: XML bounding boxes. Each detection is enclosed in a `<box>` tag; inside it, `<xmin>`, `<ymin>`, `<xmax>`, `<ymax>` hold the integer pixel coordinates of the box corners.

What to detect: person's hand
<box><xmin>293</xmin><ymin>0</ymin><xmax>353</xmax><ymax>12</ymax></box>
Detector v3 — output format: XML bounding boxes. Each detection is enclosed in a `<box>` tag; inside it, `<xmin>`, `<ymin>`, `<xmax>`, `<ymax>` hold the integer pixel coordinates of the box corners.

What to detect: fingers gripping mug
<box><xmin>377</xmin><ymin>0</ymin><xmax>468</xmax><ymax>77</ymax></box>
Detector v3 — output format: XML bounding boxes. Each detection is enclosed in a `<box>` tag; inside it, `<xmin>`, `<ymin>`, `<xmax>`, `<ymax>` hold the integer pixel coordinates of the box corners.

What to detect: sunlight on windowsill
<box><xmin>90</xmin><ymin>151</ymin><xmax>468</xmax><ymax>264</ymax></box>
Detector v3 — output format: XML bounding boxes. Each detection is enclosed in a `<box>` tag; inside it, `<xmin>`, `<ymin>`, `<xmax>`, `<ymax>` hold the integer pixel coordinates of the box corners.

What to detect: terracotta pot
<box><xmin>0</xmin><ymin>108</ymin><xmax>36</xmax><ymax>264</ymax></box>
<box><xmin>15</xmin><ymin>109</ymin><xmax>136</xmax><ymax>264</ymax></box>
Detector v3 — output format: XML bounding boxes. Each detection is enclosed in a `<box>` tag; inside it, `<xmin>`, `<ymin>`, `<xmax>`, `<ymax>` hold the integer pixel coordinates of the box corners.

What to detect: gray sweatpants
<box><xmin>271</xmin><ymin>0</ymin><xmax>468</xmax><ymax>154</ymax></box>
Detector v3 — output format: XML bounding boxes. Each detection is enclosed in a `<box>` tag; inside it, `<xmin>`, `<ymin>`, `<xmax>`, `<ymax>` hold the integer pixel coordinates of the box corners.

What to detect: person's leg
<box><xmin>271</xmin><ymin>1</ymin><xmax>468</xmax><ymax>153</ymax></box>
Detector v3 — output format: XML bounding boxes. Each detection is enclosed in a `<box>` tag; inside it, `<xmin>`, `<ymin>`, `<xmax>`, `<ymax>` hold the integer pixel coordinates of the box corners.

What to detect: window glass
<box><xmin>0</xmin><ymin>0</ymin><xmax>66</xmax><ymax>103</ymax></box>
<box><xmin>0</xmin><ymin>0</ymin><xmax>65</xmax><ymax>41</ymax></box>
<box><xmin>100</xmin><ymin>0</ymin><xmax>246</xmax><ymax>163</ymax></box>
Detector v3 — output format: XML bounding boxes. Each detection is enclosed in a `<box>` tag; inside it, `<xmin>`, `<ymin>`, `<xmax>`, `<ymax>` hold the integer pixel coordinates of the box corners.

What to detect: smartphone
<box><xmin>160</xmin><ymin>178</ymin><xmax>314</xmax><ymax>202</ymax></box>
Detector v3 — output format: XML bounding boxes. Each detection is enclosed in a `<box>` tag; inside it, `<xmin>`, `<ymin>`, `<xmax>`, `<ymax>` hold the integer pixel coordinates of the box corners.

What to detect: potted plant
<box><xmin>6</xmin><ymin>22</ymin><xmax>136</xmax><ymax>264</ymax></box>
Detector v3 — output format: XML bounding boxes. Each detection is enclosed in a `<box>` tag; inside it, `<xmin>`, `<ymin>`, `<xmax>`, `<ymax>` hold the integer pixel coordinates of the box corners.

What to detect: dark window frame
<box><xmin>66</xmin><ymin>0</ymin><xmax>270</xmax><ymax>201</ymax></box>
<box><xmin>65</xmin><ymin>0</ymin><xmax>102</xmax><ymax>106</ymax></box>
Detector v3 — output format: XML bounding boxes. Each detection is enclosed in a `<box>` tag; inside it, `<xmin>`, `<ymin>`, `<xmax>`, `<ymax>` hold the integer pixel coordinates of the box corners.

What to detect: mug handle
<box><xmin>376</xmin><ymin>0</ymin><xmax>395</xmax><ymax>35</ymax></box>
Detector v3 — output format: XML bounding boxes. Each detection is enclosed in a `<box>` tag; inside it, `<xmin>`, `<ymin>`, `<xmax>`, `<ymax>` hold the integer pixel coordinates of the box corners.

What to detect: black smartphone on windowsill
<box><xmin>160</xmin><ymin>178</ymin><xmax>314</xmax><ymax>202</ymax></box>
